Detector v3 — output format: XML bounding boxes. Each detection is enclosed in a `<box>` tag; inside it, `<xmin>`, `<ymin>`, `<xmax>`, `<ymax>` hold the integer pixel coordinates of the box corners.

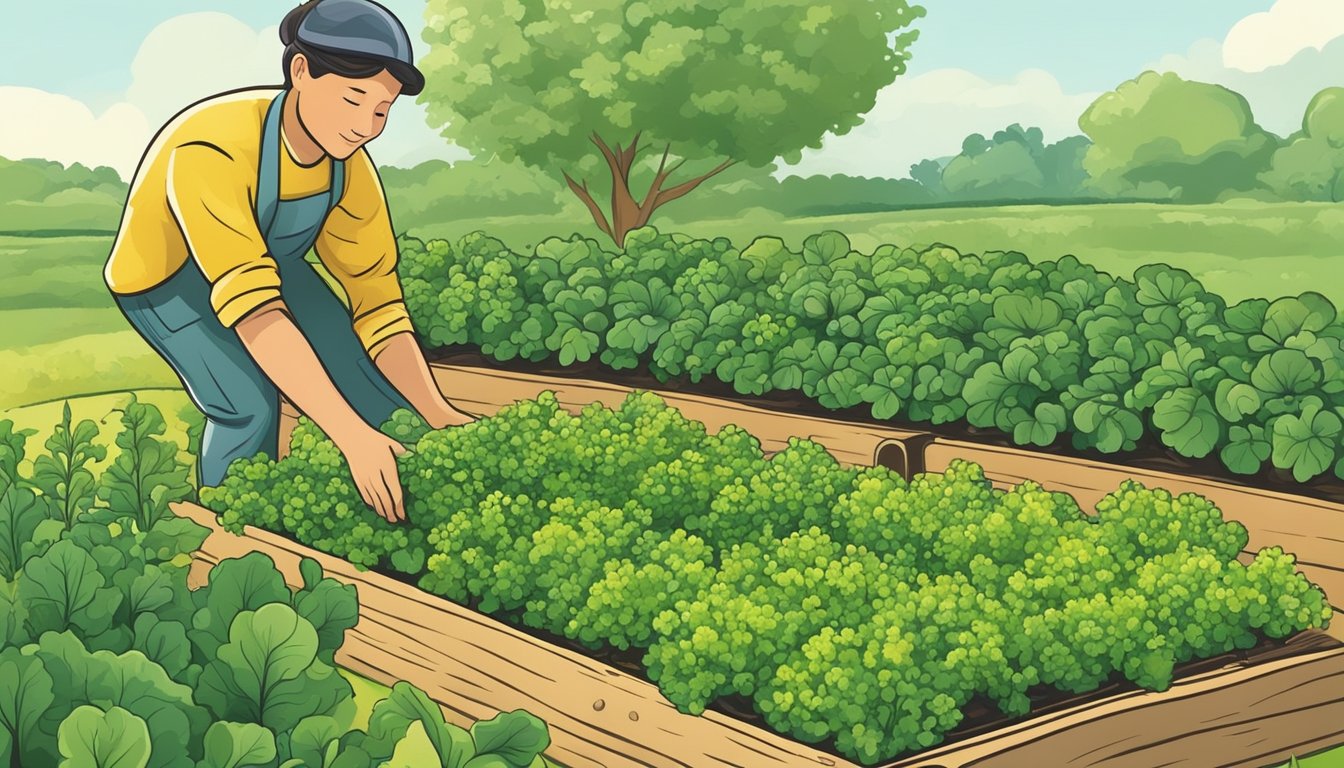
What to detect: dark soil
<box><xmin>467</xmin><ymin>588</ymin><xmax>1338</xmax><ymax>768</ymax></box>
<box><xmin>426</xmin><ymin>344</ymin><xmax>1344</xmax><ymax>506</ymax></box>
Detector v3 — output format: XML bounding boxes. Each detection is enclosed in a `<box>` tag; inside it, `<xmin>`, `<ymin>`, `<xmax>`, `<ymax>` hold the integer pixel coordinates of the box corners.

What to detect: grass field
<box><xmin>2</xmin><ymin>203</ymin><xmax>1341</xmax><ymax>767</ymax></box>
<box><xmin>415</xmin><ymin>200</ymin><xmax>1344</xmax><ymax>307</ymax></box>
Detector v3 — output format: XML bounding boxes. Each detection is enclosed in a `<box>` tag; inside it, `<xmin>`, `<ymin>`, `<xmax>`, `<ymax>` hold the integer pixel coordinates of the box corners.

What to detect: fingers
<box><xmin>362</xmin><ymin>479</ymin><xmax>393</xmax><ymax>523</ymax></box>
<box><xmin>377</xmin><ymin>454</ymin><xmax>406</xmax><ymax>522</ymax></box>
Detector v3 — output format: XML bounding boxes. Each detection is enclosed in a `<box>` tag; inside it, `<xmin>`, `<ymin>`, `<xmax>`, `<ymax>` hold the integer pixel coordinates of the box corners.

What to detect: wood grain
<box><xmin>177</xmin><ymin>500</ymin><xmax>858</xmax><ymax>768</ymax></box>
<box><xmin>883</xmin><ymin>636</ymin><xmax>1344</xmax><ymax>768</ymax></box>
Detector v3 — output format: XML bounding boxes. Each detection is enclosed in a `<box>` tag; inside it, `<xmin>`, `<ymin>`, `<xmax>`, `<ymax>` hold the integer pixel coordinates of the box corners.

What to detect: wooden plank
<box><xmin>427</xmin><ymin>362</ymin><xmax>925</xmax><ymax>467</ymax></box>
<box><xmin>924</xmin><ymin>439</ymin><xmax>1344</xmax><ymax>637</ymax></box>
<box><xmin>178</xmin><ymin>496</ymin><xmax>1344</xmax><ymax>768</ymax></box>
<box><xmin>884</xmin><ymin>638</ymin><xmax>1344</xmax><ymax>768</ymax></box>
<box><xmin>176</xmin><ymin>501</ymin><xmax>859</xmax><ymax>768</ymax></box>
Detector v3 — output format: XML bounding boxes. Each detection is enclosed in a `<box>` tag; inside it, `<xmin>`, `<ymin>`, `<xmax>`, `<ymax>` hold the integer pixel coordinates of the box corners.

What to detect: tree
<box><xmin>941</xmin><ymin>125</ymin><xmax>1046</xmax><ymax>199</ymax></box>
<box><xmin>1078</xmin><ymin>71</ymin><xmax>1279</xmax><ymax>203</ymax></box>
<box><xmin>417</xmin><ymin>0</ymin><xmax>926</xmax><ymax>247</ymax></box>
<box><xmin>934</xmin><ymin>124</ymin><xmax>1089</xmax><ymax>201</ymax></box>
<box><xmin>1260</xmin><ymin>87</ymin><xmax>1344</xmax><ymax>202</ymax></box>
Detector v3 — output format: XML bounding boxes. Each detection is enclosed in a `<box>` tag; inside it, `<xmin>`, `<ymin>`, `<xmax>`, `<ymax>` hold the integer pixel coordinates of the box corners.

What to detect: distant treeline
<box><xmin>7</xmin><ymin>72</ymin><xmax>1344</xmax><ymax>234</ymax></box>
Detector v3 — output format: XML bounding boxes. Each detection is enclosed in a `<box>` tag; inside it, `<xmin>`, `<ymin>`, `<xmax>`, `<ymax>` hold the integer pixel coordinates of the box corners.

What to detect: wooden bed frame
<box><xmin>205</xmin><ymin>361</ymin><xmax>1343</xmax><ymax>767</ymax></box>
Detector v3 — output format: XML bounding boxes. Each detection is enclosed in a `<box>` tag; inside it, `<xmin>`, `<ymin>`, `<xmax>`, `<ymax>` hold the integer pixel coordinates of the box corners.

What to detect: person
<box><xmin>103</xmin><ymin>0</ymin><xmax>473</xmax><ymax>523</ymax></box>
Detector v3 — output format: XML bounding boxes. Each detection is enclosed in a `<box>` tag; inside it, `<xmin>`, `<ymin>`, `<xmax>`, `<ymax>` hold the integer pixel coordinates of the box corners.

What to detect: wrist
<box><xmin>423</xmin><ymin>397</ymin><xmax>473</xmax><ymax>429</ymax></box>
<box><xmin>328</xmin><ymin>415</ymin><xmax>377</xmax><ymax>449</ymax></box>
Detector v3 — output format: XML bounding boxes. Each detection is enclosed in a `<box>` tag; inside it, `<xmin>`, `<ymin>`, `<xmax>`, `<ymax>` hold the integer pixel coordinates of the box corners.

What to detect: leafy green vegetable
<box><xmin>97</xmin><ymin>394</ymin><xmax>194</xmax><ymax>530</ymax></box>
<box><xmin>57</xmin><ymin>705</ymin><xmax>152</xmax><ymax>768</ymax></box>
<box><xmin>399</xmin><ymin>228</ymin><xmax>1344</xmax><ymax>484</ymax></box>
<box><xmin>214</xmin><ymin>393</ymin><xmax>1332</xmax><ymax>766</ymax></box>
<box><xmin>198</xmin><ymin>721</ymin><xmax>276</xmax><ymax>768</ymax></box>
<box><xmin>32</xmin><ymin>402</ymin><xmax>106</xmax><ymax>530</ymax></box>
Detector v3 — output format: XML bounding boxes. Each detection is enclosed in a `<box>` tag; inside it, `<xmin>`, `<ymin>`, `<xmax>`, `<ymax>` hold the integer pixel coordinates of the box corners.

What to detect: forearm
<box><xmin>370</xmin><ymin>331</ymin><xmax>472</xmax><ymax>420</ymax></box>
<box><xmin>234</xmin><ymin>300</ymin><xmax>371</xmax><ymax>446</ymax></box>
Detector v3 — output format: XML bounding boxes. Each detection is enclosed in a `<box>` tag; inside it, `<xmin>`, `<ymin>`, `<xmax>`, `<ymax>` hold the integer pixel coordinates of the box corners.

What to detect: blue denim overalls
<box><xmin>113</xmin><ymin>89</ymin><xmax>412</xmax><ymax>487</ymax></box>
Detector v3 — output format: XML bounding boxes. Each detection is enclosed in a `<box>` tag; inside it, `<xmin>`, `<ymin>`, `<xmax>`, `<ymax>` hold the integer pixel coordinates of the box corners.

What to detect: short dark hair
<box><xmin>279</xmin><ymin>0</ymin><xmax>403</xmax><ymax>91</ymax></box>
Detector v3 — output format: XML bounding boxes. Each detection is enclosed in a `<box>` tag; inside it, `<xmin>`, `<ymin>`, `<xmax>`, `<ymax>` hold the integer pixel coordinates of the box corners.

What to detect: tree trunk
<box><xmin>562</xmin><ymin>131</ymin><xmax>736</xmax><ymax>249</ymax></box>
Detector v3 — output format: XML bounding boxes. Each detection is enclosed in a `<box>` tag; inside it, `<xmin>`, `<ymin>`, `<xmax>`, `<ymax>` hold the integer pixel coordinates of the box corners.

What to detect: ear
<box><xmin>289</xmin><ymin>52</ymin><xmax>308</xmax><ymax>85</ymax></box>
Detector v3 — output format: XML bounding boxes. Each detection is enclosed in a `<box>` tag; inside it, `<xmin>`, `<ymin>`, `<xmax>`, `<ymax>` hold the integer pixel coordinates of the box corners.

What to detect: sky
<box><xmin>4</xmin><ymin>0</ymin><xmax>1344</xmax><ymax>180</ymax></box>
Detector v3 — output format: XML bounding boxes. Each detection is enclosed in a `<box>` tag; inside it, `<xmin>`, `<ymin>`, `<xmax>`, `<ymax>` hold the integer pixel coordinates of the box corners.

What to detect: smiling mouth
<box><xmin>339</xmin><ymin>133</ymin><xmax>360</xmax><ymax>144</ymax></box>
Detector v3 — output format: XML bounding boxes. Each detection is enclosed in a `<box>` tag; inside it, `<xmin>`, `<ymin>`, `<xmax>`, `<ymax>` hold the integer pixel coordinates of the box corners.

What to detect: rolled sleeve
<box><xmin>316</xmin><ymin>148</ymin><xmax>414</xmax><ymax>357</ymax></box>
<box><xmin>166</xmin><ymin>142</ymin><xmax>280</xmax><ymax>327</ymax></box>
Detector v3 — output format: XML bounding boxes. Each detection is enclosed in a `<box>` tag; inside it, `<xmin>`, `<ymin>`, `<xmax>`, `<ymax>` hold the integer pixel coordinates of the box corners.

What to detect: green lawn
<box><xmin>2</xmin><ymin>202</ymin><xmax>1341</xmax><ymax>767</ymax></box>
<box><xmin>414</xmin><ymin>200</ymin><xmax>1344</xmax><ymax>307</ymax></box>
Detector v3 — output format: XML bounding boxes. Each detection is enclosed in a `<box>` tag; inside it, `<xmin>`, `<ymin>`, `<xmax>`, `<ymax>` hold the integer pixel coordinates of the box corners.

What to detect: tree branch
<box><xmin>590</xmin><ymin>131</ymin><xmax>633</xmax><ymax>198</ymax></box>
<box><xmin>653</xmin><ymin>158</ymin><xmax>738</xmax><ymax>209</ymax></box>
<box><xmin>561</xmin><ymin>170</ymin><xmax>613</xmax><ymax>238</ymax></box>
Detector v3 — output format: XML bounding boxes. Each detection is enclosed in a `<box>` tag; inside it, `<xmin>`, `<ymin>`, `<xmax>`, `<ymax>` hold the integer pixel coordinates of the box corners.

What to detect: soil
<box><xmin>465</xmin><ymin>589</ymin><xmax>1339</xmax><ymax>768</ymax></box>
<box><xmin>425</xmin><ymin>344</ymin><xmax>1344</xmax><ymax>506</ymax></box>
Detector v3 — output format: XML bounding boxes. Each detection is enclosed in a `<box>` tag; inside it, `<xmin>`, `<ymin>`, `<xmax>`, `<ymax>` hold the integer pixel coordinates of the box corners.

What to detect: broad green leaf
<box><xmin>196</xmin><ymin>603</ymin><xmax>319</xmax><ymax>728</ymax></box>
<box><xmin>200</xmin><ymin>721</ymin><xmax>276</xmax><ymax>768</ymax></box>
<box><xmin>1261</xmin><ymin>293</ymin><xmax>1336</xmax><ymax>344</ymax></box>
<box><xmin>33</xmin><ymin>630</ymin><xmax>206</xmax><ymax>768</ymax></box>
<box><xmin>1222</xmin><ymin>425</ymin><xmax>1271</xmax><ymax>475</ymax></box>
<box><xmin>1215</xmin><ymin>379</ymin><xmax>1262</xmax><ymax>422</ymax></box>
<box><xmin>1152</xmin><ymin>388</ymin><xmax>1222</xmax><ymax>458</ymax></box>
<box><xmin>0</xmin><ymin>645</ymin><xmax>56</xmax><ymax>767</ymax></box>
<box><xmin>57</xmin><ymin>705</ymin><xmax>151</xmax><ymax>768</ymax></box>
<box><xmin>1271</xmin><ymin>404</ymin><xmax>1343</xmax><ymax>482</ymax></box>
<box><xmin>289</xmin><ymin>715</ymin><xmax>344</xmax><ymax>768</ymax></box>
<box><xmin>470</xmin><ymin>710</ymin><xmax>550</xmax><ymax>766</ymax></box>
<box><xmin>18</xmin><ymin>539</ymin><xmax>120</xmax><ymax>639</ymax></box>
<box><xmin>385</xmin><ymin>720</ymin><xmax>447</xmax><ymax>768</ymax></box>
<box><xmin>356</xmin><ymin>682</ymin><xmax>473</xmax><ymax>766</ymax></box>
<box><xmin>1</xmin><ymin>483</ymin><xmax>51</xmax><ymax>580</ymax></box>
<box><xmin>1250</xmin><ymin>349</ymin><xmax>1322</xmax><ymax>398</ymax></box>
<box><xmin>189</xmin><ymin>552</ymin><xmax>291</xmax><ymax>659</ymax></box>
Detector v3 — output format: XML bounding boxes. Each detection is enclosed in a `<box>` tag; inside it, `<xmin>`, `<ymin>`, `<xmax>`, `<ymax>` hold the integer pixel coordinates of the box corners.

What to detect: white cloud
<box><xmin>125</xmin><ymin>13</ymin><xmax>281</xmax><ymax>130</ymax></box>
<box><xmin>778</xmin><ymin>68</ymin><xmax>1100</xmax><ymax>179</ymax></box>
<box><xmin>0</xmin><ymin>87</ymin><xmax>150</xmax><ymax>177</ymax></box>
<box><xmin>3</xmin><ymin>11</ymin><xmax>462</xmax><ymax>179</ymax></box>
<box><xmin>1222</xmin><ymin>0</ymin><xmax>1344</xmax><ymax>73</ymax></box>
<box><xmin>1143</xmin><ymin>30</ymin><xmax>1344</xmax><ymax>138</ymax></box>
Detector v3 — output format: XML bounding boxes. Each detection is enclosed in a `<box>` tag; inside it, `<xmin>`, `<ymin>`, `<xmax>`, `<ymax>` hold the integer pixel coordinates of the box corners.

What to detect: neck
<box><xmin>282</xmin><ymin>89</ymin><xmax>326</xmax><ymax>166</ymax></box>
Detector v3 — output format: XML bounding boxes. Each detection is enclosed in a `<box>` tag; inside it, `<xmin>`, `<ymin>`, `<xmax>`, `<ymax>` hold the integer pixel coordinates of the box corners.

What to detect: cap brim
<box><xmin>382</xmin><ymin>59</ymin><xmax>425</xmax><ymax>96</ymax></box>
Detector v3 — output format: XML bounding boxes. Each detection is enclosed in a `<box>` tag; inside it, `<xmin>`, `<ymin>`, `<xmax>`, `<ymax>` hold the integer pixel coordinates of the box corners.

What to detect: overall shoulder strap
<box><xmin>256</xmin><ymin>90</ymin><xmax>285</xmax><ymax>237</ymax></box>
<box><xmin>327</xmin><ymin>156</ymin><xmax>346</xmax><ymax>218</ymax></box>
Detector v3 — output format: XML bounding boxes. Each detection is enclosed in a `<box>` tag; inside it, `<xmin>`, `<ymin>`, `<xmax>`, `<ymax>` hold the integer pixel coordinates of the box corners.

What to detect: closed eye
<box><xmin>343</xmin><ymin>97</ymin><xmax>360</xmax><ymax>106</ymax></box>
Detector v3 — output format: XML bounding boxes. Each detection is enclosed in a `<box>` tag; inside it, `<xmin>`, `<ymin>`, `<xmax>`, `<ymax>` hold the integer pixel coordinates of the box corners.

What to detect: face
<box><xmin>289</xmin><ymin>53</ymin><xmax>401</xmax><ymax>159</ymax></box>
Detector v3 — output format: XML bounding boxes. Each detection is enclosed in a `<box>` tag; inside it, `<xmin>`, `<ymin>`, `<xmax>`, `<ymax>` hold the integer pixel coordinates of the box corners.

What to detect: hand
<box><xmin>334</xmin><ymin>426</ymin><xmax>409</xmax><ymax>523</ymax></box>
<box><xmin>424</xmin><ymin>398</ymin><xmax>480</xmax><ymax>430</ymax></box>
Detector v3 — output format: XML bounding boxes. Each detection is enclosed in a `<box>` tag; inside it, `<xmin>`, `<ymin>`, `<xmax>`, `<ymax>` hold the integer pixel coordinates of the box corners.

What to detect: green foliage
<box><xmin>418</xmin><ymin>0</ymin><xmax>925</xmax><ymax>171</ymax></box>
<box><xmin>1</xmin><ymin>400</ymin><xmax>559</xmax><ymax>768</ymax></box>
<box><xmin>399</xmin><ymin>228</ymin><xmax>1344</xmax><ymax>483</ymax></box>
<box><xmin>31</xmin><ymin>401</ymin><xmax>107</xmax><ymax>529</ymax></box>
<box><xmin>57</xmin><ymin>705</ymin><xmax>152</xmax><ymax>768</ymax></box>
<box><xmin>1079</xmin><ymin>71</ymin><xmax>1280</xmax><ymax>202</ymax></box>
<box><xmin>213</xmin><ymin>392</ymin><xmax>1332</xmax><ymax>766</ymax></box>
<box><xmin>98</xmin><ymin>394</ymin><xmax>195</xmax><ymax>530</ymax></box>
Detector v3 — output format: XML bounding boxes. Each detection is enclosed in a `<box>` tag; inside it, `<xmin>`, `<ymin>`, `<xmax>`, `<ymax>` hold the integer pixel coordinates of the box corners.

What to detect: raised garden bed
<box><xmin>178</xmin><ymin>502</ymin><xmax>1344</xmax><ymax>768</ymax></box>
<box><xmin>409</xmin><ymin>357</ymin><xmax>1344</xmax><ymax>636</ymax></box>
<box><xmin>240</xmin><ymin>376</ymin><xmax>1344</xmax><ymax>766</ymax></box>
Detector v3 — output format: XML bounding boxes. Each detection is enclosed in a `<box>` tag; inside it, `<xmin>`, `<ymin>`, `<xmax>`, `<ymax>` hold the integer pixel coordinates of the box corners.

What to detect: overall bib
<box><xmin>113</xmin><ymin>90</ymin><xmax>412</xmax><ymax>487</ymax></box>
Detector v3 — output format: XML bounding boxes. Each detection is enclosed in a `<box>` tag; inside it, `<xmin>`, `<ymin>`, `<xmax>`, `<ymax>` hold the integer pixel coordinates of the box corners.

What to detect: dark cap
<box><xmin>296</xmin><ymin>0</ymin><xmax>425</xmax><ymax>95</ymax></box>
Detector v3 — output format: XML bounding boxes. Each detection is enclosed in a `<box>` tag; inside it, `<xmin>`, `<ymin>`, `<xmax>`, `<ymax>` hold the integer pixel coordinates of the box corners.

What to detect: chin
<box><xmin>326</xmin><ymin>144</ymin><xmax>359</xmax><ymax>160</ymax></box>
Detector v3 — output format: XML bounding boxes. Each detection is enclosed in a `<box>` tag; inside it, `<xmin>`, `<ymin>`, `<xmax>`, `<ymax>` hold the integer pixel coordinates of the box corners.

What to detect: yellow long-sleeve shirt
<box><xmin>104</xmin><ymin>86</ymin><xmax>414</xmax><ymax>360</ymax></box>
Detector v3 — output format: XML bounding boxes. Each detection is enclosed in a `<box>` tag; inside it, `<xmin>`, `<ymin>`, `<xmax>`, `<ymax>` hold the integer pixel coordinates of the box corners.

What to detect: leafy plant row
<box><xmin>397</xmin><ymin>228</ymin><xmax>1344</xmax><ymax>484</ymax></box>
<box><xmin>203</xmin><ymin>393</ymin><xmax>1332</xmax><ymax>765</ymax></box>
<box><xmin>0</xmin><ymin>397</ymin><xmax>558</xmax><ymax>768</ymax></box>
